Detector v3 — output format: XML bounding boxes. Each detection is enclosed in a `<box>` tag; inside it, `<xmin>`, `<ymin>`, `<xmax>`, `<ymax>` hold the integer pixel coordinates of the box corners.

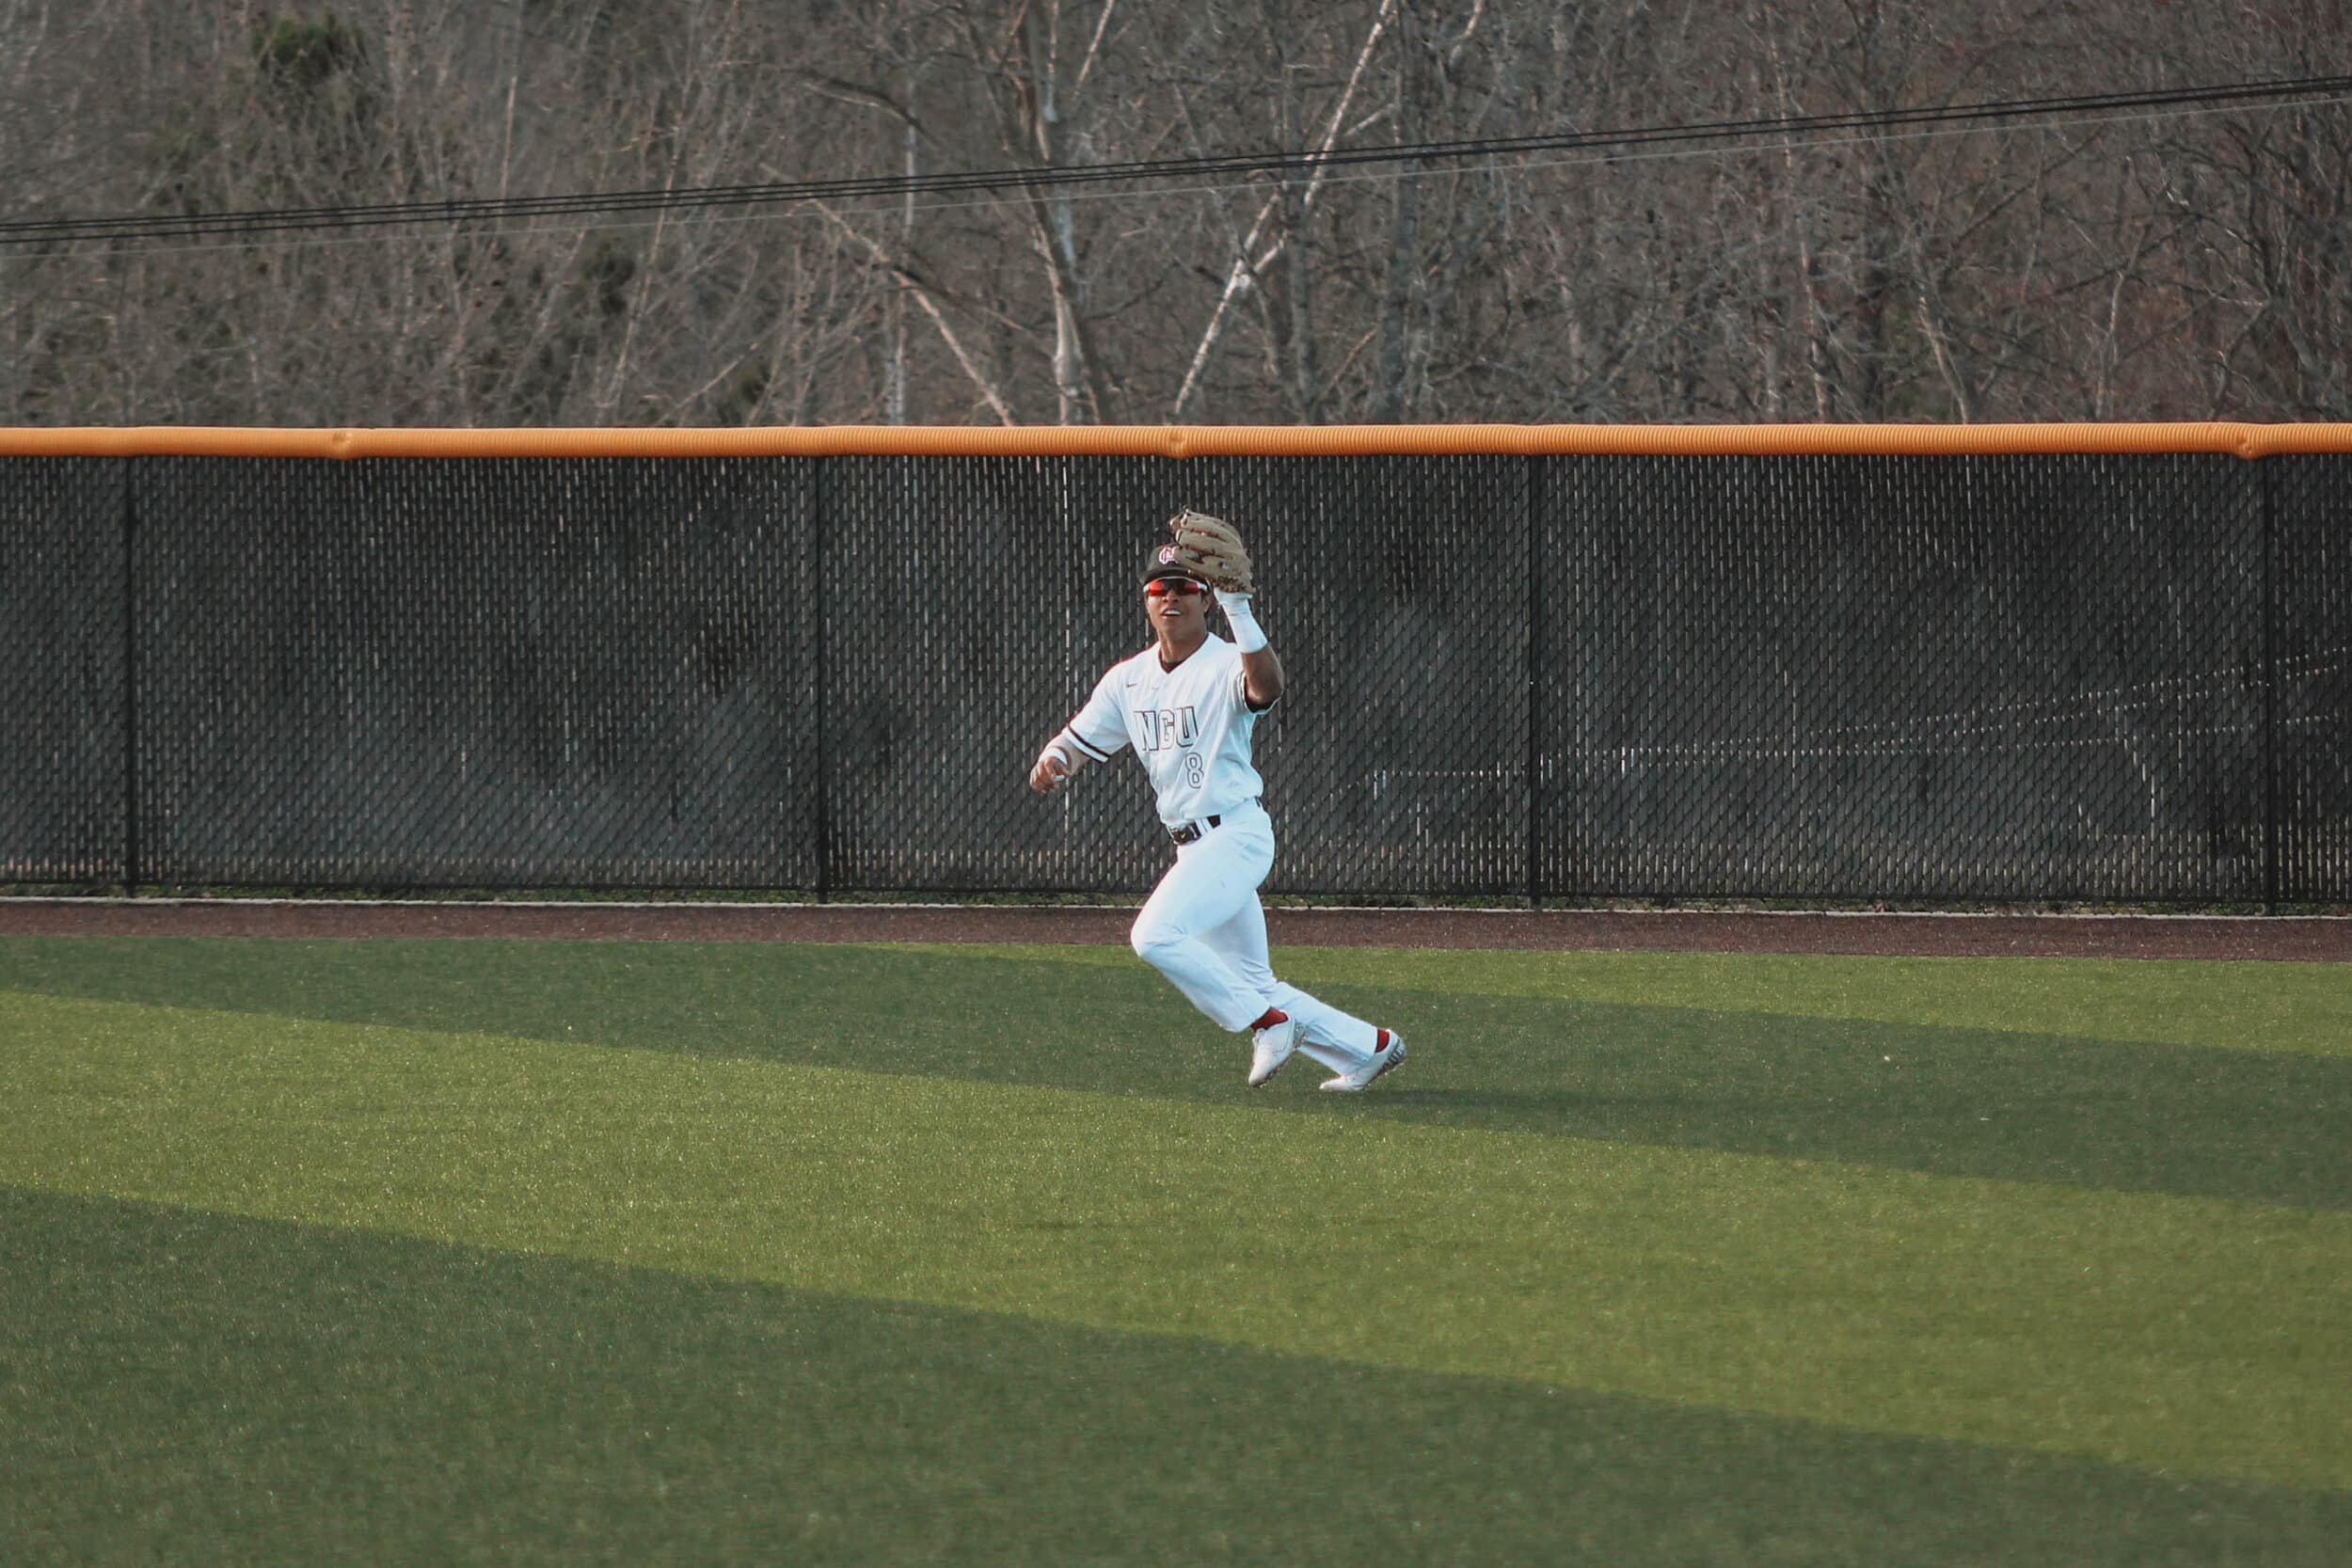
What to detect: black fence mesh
<box><xmin>0</xmin><ymin>458</ymin><xmax>125</xmax><ymax>882</ymax></box>
<box><xmin>2</xmin><ymin>450</ymin><xmax>2344</xmax><ymax>902</ymax></box>
<box><xmin>132</xmin><ymin>457</ymin><xmax>817</xmax><ymax>888</ymax></box>
<box><xmin>1547</xmin><ymin>454</ymin><xmax>2272</xmax><ymax>901</ymax></box>
<box><xmin>822</xmin><ymin>454</ymin><xmax>1164</xmax><ymax>894</ymax></box>
<box><xmin>2275</xmin><ymin>459</ymin><xmax>2352</xmax><ymax>902</ymax></box>
<box><xmin>1210</xmin><ymin>455</ymin><xmax>1533</xmax><ymax>897</ymax></box>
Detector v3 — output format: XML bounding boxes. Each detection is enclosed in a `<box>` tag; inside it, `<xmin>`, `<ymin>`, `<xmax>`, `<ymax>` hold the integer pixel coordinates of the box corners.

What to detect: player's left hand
<box><xmin>1169</xmin><ymin>509</ymin><xmax>1253</xmax><ymax>594</ymax></box>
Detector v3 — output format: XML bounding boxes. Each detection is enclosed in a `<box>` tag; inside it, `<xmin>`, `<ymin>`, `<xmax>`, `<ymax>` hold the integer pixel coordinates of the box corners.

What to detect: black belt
<box><xmin>1168</xmin><ymin>801</ymin><xmax>1257</xmax><ymax>846</ymax></box>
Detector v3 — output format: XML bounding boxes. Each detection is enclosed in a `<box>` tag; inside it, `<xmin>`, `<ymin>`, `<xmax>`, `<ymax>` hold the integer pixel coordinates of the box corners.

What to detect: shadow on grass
<box><xmin>6</xmin><ymin>936</ymin><xmax>2348</xmax><ymax>1210</ymax></box>
<box><xmin>7</xmin><ymin>1188</ymin><xmax>2347</xmax><ymax>1568</ymax></box>
<box><xmin>1276</xmin><ymin>985</ymin><xmax>2352</xmax><ymax>1208</ymax></box>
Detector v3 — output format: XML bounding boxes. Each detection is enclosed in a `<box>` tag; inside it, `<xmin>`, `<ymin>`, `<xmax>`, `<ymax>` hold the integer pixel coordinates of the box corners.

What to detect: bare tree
<box><xmin>1167</xmin><ymin>0</ymin><xmax>1403</xmax><ymax>420</ymax></box>
<box><xmin>3</xmin><ymin>0</ymin><xmax>2348</xmax><ymax>426</ymax></box>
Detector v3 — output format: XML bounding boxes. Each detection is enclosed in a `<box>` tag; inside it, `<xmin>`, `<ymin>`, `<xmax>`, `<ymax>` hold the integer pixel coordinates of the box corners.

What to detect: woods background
<box><xmin>3</xmin><ymin>0</ymin><xmax>2347</xmax><ymax>428</ymax></box>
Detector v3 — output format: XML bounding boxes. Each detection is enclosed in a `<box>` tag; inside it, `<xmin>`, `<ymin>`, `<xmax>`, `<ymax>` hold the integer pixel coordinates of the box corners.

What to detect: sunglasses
<box><xmin>1145</xmin><ymin>578</ymin><xmax>1206</xmax><ymax>598</ymax></box>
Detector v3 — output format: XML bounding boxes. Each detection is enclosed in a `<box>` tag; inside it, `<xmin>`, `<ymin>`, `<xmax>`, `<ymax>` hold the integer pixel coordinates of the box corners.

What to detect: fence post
<box><xmin>812</xmin><ymin>457</ymin><xmax>832</xmax><ymax>905</ymax></box>
<box><xmin>2262</xmin><ymin>459</ymin><xmax>2280</xmax><ymax>914</ymax></box>
<box><xmin>120</xmin><ymin>458</ymin><xmax>141</xmax><ymax>896</ymax></box>
<box><xmin>1526</xmin><ymin>454</ymin><xmax>1545</xmax><ymax>909</ymax></box>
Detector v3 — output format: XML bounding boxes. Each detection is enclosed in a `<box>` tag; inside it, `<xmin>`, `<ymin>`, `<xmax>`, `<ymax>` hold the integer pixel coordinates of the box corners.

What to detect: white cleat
<box><xmin>1247</xmin><ymin>1017</ymin><xmax>1300</xmax><ymax>1087</ymax></box>
<box><xmin>1319</xmin><ymin>1030</ymin><xmax>1406</xmax><ymax>1093</ymax></box>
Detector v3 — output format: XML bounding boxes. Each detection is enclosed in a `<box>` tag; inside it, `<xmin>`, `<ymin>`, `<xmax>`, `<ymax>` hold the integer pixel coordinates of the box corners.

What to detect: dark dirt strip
<box><xmin>3</xmin><ymin>899</ymin><xmax>2347</xmax><ymax>960</ymax></box>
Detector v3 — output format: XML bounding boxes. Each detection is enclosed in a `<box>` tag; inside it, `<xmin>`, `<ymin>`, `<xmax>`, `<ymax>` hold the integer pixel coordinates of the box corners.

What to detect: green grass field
<box><xmin>3</xmin><ymin>934</ymin><xmax>2348</xmax><ymax>1564</ymax></box>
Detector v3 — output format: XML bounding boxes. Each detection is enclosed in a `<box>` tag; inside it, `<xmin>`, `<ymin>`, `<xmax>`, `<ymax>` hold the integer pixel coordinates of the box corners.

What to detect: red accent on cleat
<box><xmin>1375</xmin><ymin>1028</ymin><xmax>1391</xmax><ymax>1052</ymax></box>
<box><xmin>1250</xmin><ymin>1007</ymin><xmax>1290</xmax><ymax>1032</ymax></box>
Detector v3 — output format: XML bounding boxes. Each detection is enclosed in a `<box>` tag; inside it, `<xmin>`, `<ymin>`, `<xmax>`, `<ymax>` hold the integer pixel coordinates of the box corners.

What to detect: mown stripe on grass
<box><xmin>12</xmin><ymin>1188</ymin><xmax>2348</xmax><ymax>1568</ymax></box>
<box><xmin>4</xmin><ymin>991</ymin><xmax>2347</xmax><ymax>1492</ymax></box>
<box><xmin>6</xmin><ymin>936</ymin><xmax>2348</xmax><ymax>1210</ymax></box>
<box><xmin>898</xmin><ymin>942</ymin><xmax>2352</xmax><ymax>1059</ymax></box>
<box><xmin>22</xmin><ymin>934</ymin><xmax>2352</xmax><ymax>1064</ymax></box>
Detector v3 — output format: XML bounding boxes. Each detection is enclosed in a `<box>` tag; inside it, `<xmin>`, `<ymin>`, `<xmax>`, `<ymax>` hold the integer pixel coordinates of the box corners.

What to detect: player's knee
<box><xmin>1129</xmin><ymin>922</ymin><xmax>1185</xmax><ymax>968</ymax></box>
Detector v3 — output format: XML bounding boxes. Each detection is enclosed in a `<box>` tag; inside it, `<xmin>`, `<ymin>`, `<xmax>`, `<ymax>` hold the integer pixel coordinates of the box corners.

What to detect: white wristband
<box><xmin>1217</xmin><ymin>591</ymin><xmax>1268</xmax><ymax>654</ymax></box>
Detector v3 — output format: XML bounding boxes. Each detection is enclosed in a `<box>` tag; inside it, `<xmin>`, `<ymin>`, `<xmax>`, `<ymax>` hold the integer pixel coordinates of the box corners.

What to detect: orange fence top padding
<box><xmin>5</xmin><ymin>422</ymin><xmax>2352</xmax><ymax>459</ymax></box>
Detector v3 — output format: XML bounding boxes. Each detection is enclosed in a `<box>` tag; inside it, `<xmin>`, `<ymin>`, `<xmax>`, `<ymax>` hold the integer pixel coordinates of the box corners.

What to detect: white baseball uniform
<box><xmin>1057</xmin><ymin>632</ymin><xmax>1385</xmax><ymax>1077</ymax></box>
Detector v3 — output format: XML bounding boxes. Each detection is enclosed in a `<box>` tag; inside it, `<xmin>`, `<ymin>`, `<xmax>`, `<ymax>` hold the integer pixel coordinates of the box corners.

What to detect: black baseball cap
<box><xmin>1142</xmin><ymin>541</ymin><xmax>1204</xmax><ymax>585</ymax></box>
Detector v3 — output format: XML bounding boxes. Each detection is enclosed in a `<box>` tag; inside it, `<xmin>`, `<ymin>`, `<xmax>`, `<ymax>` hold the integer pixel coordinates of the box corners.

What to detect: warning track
<box><xmin>3</xmin><ymin>899</ymin><xmax>2347</xmax><ymax>961</ymax></box>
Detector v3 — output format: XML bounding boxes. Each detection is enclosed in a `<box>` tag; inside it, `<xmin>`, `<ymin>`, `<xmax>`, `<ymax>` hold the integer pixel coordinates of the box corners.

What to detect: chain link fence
<box><xmin>128</xmin><ymin>456</ymin><xmax>819</xmax><ymax>889</ymax></box>
<box><xmin>2</xmin><ymin>451</ymin><xmax>2344</xmax><ymax>902</ymax></box>
<box><xmin>1</xmin><ymin>458</ymin><xmax>125</xmax><ymax>883</ymax></box>
<box><xmin>1550</xmin><ymin>453</ymin><xmax>2275</xmax><ymax>900</ymax></box>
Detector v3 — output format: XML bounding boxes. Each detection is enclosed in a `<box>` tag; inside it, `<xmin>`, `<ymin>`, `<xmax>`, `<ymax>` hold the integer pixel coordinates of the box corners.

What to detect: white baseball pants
<box><xmin>1127</xmin><ymin>804</ymin><xmax>1381</xmax><ymax>1076</ymax></box>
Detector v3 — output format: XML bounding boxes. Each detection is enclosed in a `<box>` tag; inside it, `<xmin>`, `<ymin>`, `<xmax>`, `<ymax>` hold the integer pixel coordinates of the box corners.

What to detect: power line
<box><xmin>4</xmin><ymin>73</ymin><xmax>2344</xmax><ymax>252</ymax></box>
<box><xmin>24</xmin><ymin>92</ymin><xmax>2340</xmax><ymax>267</ymax></box>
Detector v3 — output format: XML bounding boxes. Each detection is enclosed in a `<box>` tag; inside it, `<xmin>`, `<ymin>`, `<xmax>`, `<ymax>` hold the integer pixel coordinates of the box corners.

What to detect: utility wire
<box><xmin>39</xmin><ymin>92</ymin><xmax>2345</xmax><ymax>266</ymax></box>
<box><xmin>8</xmin><ymin>93</ymin><xmax>2322</xmax><ymax>266</ymax></box>
<box><xmin>4</xmin><ymin>73</ymin><xmax>2345</xmax><ymax>250</ymax></box>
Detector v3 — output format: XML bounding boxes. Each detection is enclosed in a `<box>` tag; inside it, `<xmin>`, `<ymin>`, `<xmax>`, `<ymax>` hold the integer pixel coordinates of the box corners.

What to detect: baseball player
<box><xmin>1028</xmin><ymin>511</ymin><xmax>1406</xmax><ymax>1092</ymax></box>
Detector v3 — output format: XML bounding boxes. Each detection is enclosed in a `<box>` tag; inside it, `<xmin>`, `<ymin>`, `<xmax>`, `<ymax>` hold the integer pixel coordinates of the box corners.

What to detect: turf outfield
<box><xmin>3</xmin><ymin>935</ymin><xmax>2347</xmax><ymax>1563</ymax></box>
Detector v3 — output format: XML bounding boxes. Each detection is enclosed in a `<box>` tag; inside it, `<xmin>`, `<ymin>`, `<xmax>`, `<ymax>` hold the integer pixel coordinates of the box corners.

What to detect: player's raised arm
<box><xmin>1169</xmin><ymin>510</ymin><xmax>1283</xmax><ymax>708</ymax></box>
<box><xmin>1220</xmin><ymin>590</ymin><xmax>1283</xmax><ymax>708</ymax></box>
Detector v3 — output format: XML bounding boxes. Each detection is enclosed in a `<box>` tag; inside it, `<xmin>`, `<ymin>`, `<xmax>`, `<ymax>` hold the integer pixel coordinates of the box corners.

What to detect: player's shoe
<box><xmin>1319</xmin><ymin>1030</ymin><xmax>1406</xmax><ymax>1093</ymax></box>
<box><xmin>1247</xmin><ymin>1015</ymin><xmax>1300</xmax><ymax>1087</ymax></box>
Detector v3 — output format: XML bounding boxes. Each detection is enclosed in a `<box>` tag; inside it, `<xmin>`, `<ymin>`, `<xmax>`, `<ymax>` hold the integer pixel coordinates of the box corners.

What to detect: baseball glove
<box><xmin>1168</xmin><ymin>509</ymin><xmax>1253</xmax><ymax>594</ymax></box>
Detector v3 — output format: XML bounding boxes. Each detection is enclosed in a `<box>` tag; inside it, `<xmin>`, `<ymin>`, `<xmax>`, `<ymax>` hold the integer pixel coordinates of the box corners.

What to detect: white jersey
<box><xmin>1065</xmin><ymin>635</ymin><xmax>1269</xmax><ymax>828</ymax></box>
